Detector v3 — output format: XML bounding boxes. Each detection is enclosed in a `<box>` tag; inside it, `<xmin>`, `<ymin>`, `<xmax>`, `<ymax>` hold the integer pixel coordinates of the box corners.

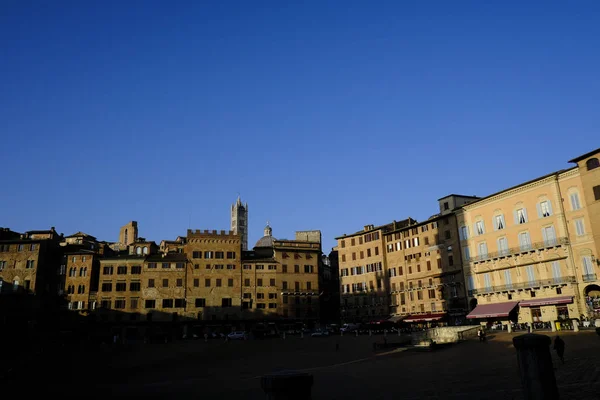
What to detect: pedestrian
<box><xmin>553</xmin><ymin>336</ymin><xmax>565</xmax><ymax>364</ymax></box>
<box><xmin>477</xmin><ymin>328</ymin><xmax>483</xmax><ymax>342</ymax></box>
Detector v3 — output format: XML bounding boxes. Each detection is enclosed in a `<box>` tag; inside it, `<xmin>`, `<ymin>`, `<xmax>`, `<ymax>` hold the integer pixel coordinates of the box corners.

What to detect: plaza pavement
<box><xmin>22</xmin><ymin>330</ymin><xmax>600</xmax><ymax>399</ymax></box>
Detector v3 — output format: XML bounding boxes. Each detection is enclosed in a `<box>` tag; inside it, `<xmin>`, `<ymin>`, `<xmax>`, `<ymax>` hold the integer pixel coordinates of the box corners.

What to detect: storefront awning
<box><xmin>519</xmin><ymin>296</ymin><xmax>573</xmax><ymax>307</ymax></box>
<box><xmin>467</xmin><ymin>301</ymin><xmax>519</xmax><ymax>319</ymax></box>
<box><xmin>403</xmin><ymin>313</ymin><xmax>446</xmax><ymax>323</ymax></box>
<box><xmin>388</xmin><ymin>315</ymin><xmax>407</xmax><ymax>323</ymax></box>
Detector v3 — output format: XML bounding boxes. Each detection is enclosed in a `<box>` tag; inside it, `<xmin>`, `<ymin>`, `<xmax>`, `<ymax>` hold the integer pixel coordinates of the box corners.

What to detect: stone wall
<box><xmin>411</xmin><ymin>325</ymin><xmax>480</xmax><ymax>345</ymax></box>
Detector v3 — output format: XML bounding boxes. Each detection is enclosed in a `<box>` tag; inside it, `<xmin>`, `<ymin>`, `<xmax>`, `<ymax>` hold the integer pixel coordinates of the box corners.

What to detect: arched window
<box><xmin>136</xmin><ymin>246</ymin><xmax>142</xmax><ymax>255</ymax></box>
<box><xmin>586</xmin><ymin>158</ymin><xmax>600</xmax><ymax>171</ymax></box>
<box><xmin>142</xmin><ymin>247</ymin><xmax>148</xmax><ymax>255</ymax></box>
<box><xmin>83</xmin><ymin>267</ymin><xmax>87</xmax><ymax>277</ymax></box>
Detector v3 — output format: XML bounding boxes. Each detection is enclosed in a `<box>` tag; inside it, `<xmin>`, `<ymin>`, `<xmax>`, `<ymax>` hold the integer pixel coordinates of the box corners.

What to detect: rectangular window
<box><xmin>114</xmin><ymin>299</ymin><xmax>126</xmax><ymax>309</ymax></box>
<box><xmin>574</xmin><ymin>218</ymin><xmax>585</xmax><ymax>236</ymax></box>
<box><xmin>257</xmin><ymin>278</ymin><xmax>263</xmax><ymax>286</ymax></box>
<box><xmin>145</xmin><ymin>300</ymin><xmax>156</xmax><ymax>309</ymax></box>
<box><xmin>515</xmin><ymin>208</ymin><xmax>528</xmax><ymax>225</ymax></box>
<box><xmin>428</xmin><ymin>289</ymin><xmax>436</xmax><ymax>299</ymax></box>
<box><xmin>437</xmin><ymin>259</ymin><xmax>442</xmax><ymax>269</ymax></box>
<box><xmin>483</xmin><ymin>273</ymin><xmax>492</xmax><ymax>290</ymax></box>
<box><xmin>147</xmin><ymin>263</ymin><xmax>157</xmax><ymax>269</ymax></box>
<box><xmin>176</xmin><ymin>278</ymin><xmax>183</xmax><ymax>287</ymax></box>
<box><xmin>374</xmin><ymin>247</ymin><xmax>379</xmax><ymax>255</ymax></box>
<box><xmin>551</xmin><ymin>261</ymin><xmax>562</xmax><ymax>283</ymax></box>
<box><xmin>205</xmin><ymin>278</ymin><xmax>211</xmax><ymax>287</ymax></box>
<box><xmin>18</xmin><ymin>244</ymin><xmax>24</xmax><ymax>252</ymax></box>
<box><xmin>504</xmin><ymin>270</ymin><xmax>512</xmax><ymax>288</ymax></box>
<box><xmin>130</xmin><ymin>298</ymin><xmax>139</xmax><ymax>309</ymax></box>
<box><xmin>494</xmin><ymin>215</ymin><xmax>505</xmax><ymax>230</ymax></box>
<box><xmin>162</xmin><ymin>279</ymin><xmax>169</xmax><ymax>288</ymax></box>
<box><xmin>448</xmin><ymin>255</ymin><xmax>454</xmax><ymax>266</ymax></box>
<box><xmin>538</xmin><ymin>201</ymin><xmax>552</xmax><ymax>218</ymax></box>
<box><xmin>226</xmin><ymin>251</ymin><xmax>236</xmax><ymax>259</ymax></box>
<box><xmin>269</xmin><ymin>303</ymin><xmax>277</xmax><ymax>309</ymax></box>
<box><xmin>256</xmin><ymin>265</ymin><xmax>264</xmax><ymax>270</ymax></box>
<box><xmin>204</xmin><ymin>251</ymin><xmax>213</xmax><ymax>259</ymax></box>
<box><xmin>176</xmin><ymin>262</ymin><xmax>185</xmax><ymax>269</ymax></box>
<box><xmin>148</xmin><ymin>279</ymin><xmax>155</xmax><ymax>288</ymax></box>
<box><xmin>282</xmin><ymin>281</ymin><xmax>288</xmax><ymax>289</ymax></box>
<box><xmin>131</xmin><ymin>266</ymin><xmax>141</xmax><ymax>274</ymax></box>
<box><xmin>194</xmin><ymin>278</ymin><xmax>199</xmax><ymax>287</ymax></box>
<box><xmin>269</xmin><ymin>293</ymin><xmax>277</xmax><ymax>299</ymax></box>
<box><xmin>214</xmin><ymin>265</ymin><xmax>224</xmax><ymax>270</ymax></box>
<box><xmin>270</xmin><ymin>278</ymin><xmax>275</xmax><ymax>286</ymax></box>
<box><xmin>215</xmin><ymin>251</ymin><xmax>224</xmax><ymax>259</ymax></box>
<box><xmin>162</xmin><ymin>263</ymin><xmax>170</xmax><ymax>269</ymax></box>
<box><xmin>103</xmin><ymin>266</ymin><xmax>113</xmax><ymax>275</ymax></box>
<box><xmin>100</xmin><ymin>299</ymin><xmax>111</xmax><ymax>309</ymax></box>
<box><xmin>175</xmin><ymin>299</ymin><xmax>185</xmax><ymax>308</ymax></box>
<box><xmin>497</xmin><ymin>237</ymin><xmax>508</xmax><ymax>255</ymax></box>
<box><xmin>222</xmin><ymin>298</ymin><xmax>232</xmax><ymax>307</ymax></box>
<box><xmin>570</xmin><ymin>193</ymin><xmax>581</xmax><ymax>210</ymax></box>
<box><xmin>244</xmin><ymin>278</ymin><xmax>250</xmax><ymax>287</ymax></box>
<box><xmin>101</xmin><ymin>282</ymin><xmax>112</xmax><ymax>292</ymax></box>
<box><xmin>130</xmin><ymin>281</ymin><xmax>141</xmax><ymax>291</ymax></box>
<box><xmin>519</xmin><ymin>232</ymin><xmax>531</xmax><ymax>251</ymax></box>
<box><xmin>525</xmin><ymin>265</ymin><xmax>536</xmax><ymax>283</ymax></box>
<box><xmin>295</xmin><ymin>282</ymin><xmax>300</xmax><ymax>290</ymax></box>
<box><xmin>475</xmin><ymin>221</ymin><xmax>485</xmax><ymax>236</ymax></box>
<box><xmin>307</xmin><ymin>282</ymin><xmax>312</xmax><ymax>290</ymax></box>
<box><xmin>162</xmin><ymin>299</ymin><xmax>174</xmax><ymax>308</ymax></box>
<box><xmin>459</xmin><ymin>226</ymin><xmax>469</xmax><ymax>240</ymax></box>
<box><xmin>26</xmin><ymin>260</ymin><xmax>34</xmax><ymax>269</ymax></box>
<box><xmin>195</xmin><ymin>298</ymin><xmax>206</xmax><ymax>307</ymax></box>
<box><xmin>257</xmin><ymin>303</ymin><xmax>266</xmax><ymax>309</ymax></box>
<box><xmin>478</xmin><ymin>242</ymin><xmax>488</xmax><ymax>257</ymax></box>
<box><xmin>341</xmin><ymin>254</ymin><xmax>346</xmax><ymax>262</ymax></box>
<box><xmin>304</xmin><ymin>265</ymin><xmax>314</xmax><ymax>273</ymax></box>
<box><xmin>193</xmin><ymin>251</ymin><xmax>202</xmax><ymax>259</ymax></box>
<box><xmin>542</xmin><ymin>225</ymin><xmax>557</xmax><ymax>246</ymax></box>
<box><xmin>228</xmin><ymin>278</ymin><xmax>234</xmax><ymax>287</ymax></box>
<box><xmin>351</xmin><ymin>238</ymin><xmax>355</xmax><ymax>246</ymax></box>
<box><xmin>464</xmin><ymin>246</ymin><xmax>470</xmax><ymax>261</ymax></box>
<box><xmin>243</xmin><ymin>264</ymin><xmax>251</xmax><ymax>270</ymax></box>
<box><xmin>268</xmin><ymin>265</ymin><xmax>277</xmax><ymax>270</ymax></box>
<box><xmin>216</xmin><ymin>279</ymin><xmax>222</xmax><ymax>287</ymax></box>
<box><xmin>594</xmin><ymin>185</ymin><xmax>600</xmax><ymax>201</ymax></box>
<box><xmin>282</xmin><ymin>265</ymin><xmax>287</xmax><ymax>273</ymax></box>
<box><xmin>117</xmin><ymin>266</ymin><xmax>127</xmax><ymax>275</ymax></box>
<box><xmin>582</xmin><ymin>256</ymin><xmax>595</xmax><ymax>276</ymax></box>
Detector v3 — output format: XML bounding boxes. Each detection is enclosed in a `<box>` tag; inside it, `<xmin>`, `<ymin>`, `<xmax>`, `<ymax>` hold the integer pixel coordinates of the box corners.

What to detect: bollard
<box><xmin>261</xmin><ymin>371</ymin><xmax>313</xmax><ymax>400</ymax></box>
<box><xmin>528</xmin><ymin>322</ymin><xmax>533</xmax><ymax>333</ymax></box>
<box><xmin>512</xmin><ymin>334</ymin><xmax>559</xmax><ymax>400</ymax></box>
<box><xmin>551</xmin><ymin>322</ymin><xmax>556</xmax><ymax>333</ymax></box>
<box><xmin>573</xmin><ymin>320</ymin><xmax>579</xmax><ymax>332</ymax></box>
<box><xmin>507</xmin><ymin>323</ymin><xmax>512</xmax><ymax>333</ymax></box>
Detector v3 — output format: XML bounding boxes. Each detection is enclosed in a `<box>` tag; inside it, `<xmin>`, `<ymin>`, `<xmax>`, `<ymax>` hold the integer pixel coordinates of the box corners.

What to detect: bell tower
<box><xmin>231</xmin><ymin>196</ymin><xmax>248</xmax><ymax>250</ymax></box>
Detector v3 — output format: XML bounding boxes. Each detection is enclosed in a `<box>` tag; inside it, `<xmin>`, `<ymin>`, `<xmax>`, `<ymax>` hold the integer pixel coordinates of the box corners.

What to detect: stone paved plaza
<box><xmin>29</xmin><ymin>330</ymin><xmax>600</xmax><ymax>399</ymax></box>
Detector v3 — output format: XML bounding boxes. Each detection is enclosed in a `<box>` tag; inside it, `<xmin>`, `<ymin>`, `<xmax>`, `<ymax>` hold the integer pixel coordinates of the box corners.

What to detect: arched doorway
<box><xmin>584</xmin><ymin>285</ymin><xmax>600</xmax><ymax>317</ymax></box>
<box><xmin>470</xmin><ymin>298</ymin><xmax>478</xmax><ymax>310</ymax></box>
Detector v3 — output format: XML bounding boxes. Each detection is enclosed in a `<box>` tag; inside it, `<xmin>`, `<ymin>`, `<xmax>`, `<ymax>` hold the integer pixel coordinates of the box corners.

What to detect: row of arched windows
<box><xmin>68</xmin><ymin>267</ymin><xmax>88</xmax><ymax>277</ymax></box>
<box><xmin>67</xmin><ymin>284</ymin><xmax>86</xmax><ymax>294</ymax></box>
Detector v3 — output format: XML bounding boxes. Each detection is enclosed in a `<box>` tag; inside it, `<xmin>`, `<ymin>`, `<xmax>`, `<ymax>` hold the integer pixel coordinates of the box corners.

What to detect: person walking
<box><xmin>553</xmin><ymin>336</ymin><xmax>565</xmax><ymax>364</ymax></box>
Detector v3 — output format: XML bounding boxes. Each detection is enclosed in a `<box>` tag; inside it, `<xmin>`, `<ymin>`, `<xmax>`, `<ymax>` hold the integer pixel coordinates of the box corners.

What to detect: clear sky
<box><xmin>1</xmin><ymin>1</ymin><xmax>599</xmax><ymax>251</ymax></box>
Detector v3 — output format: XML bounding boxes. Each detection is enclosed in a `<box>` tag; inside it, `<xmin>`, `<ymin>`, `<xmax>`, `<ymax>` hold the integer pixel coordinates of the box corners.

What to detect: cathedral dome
<box><xmin>255</xmin><ymin>223</ymin><xmax>276</xmax><ymax>248</ymax></box>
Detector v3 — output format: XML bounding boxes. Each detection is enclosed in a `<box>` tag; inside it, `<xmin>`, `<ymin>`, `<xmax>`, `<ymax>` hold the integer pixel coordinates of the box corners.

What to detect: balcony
<box><xmin>582</xmin><ymin>274</ymin><xmax>597</xmax><ymax>282</ymax></box>
<box><xmin>469</xmin><ymin>237</ymin><xmax>569</xmax><ymax>263</ymax></box>
<box><xmin>470</xmin><ymin>276</ymin><xmax>576</xmax><ymax>296</ymax></box>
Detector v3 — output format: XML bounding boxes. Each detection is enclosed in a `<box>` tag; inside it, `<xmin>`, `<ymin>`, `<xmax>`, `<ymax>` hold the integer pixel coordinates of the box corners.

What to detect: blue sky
<box><xmin>1</xmin><ymin>1</ymin><xmax>599</xmax><ymax>251</ymax></box>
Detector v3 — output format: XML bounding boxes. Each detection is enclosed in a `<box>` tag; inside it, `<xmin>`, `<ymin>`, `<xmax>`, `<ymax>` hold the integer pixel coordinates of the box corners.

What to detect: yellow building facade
<box><xmin>462</xmin><ymin>148</ymin><xmax>600</xmax><ymax>329</ymax></box>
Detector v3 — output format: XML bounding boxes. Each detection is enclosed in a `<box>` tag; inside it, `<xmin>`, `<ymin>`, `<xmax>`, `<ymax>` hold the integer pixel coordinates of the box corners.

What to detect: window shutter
<box><xmin>513</xmin><ymin>210</ymin><xmax>519</xmax><ymax>225</ymax></box>
<box><xmin>459</xmin><ymin>227</ymin><xmax>464</xmax><ymax>241</ymax></box>
<box><xmin>493</xmin><ymin>217</ymin><xmax>498</xmax><ymax>231</ymax></box>
<box><xmin>501</xmin><ymin>215</ymin><xmax>506</xmax><ymax>228</ymax></box>
<box><xmin>541</xmin><ymin>228</ymin><xmax>547</xmax><ymax>243</ymax></box>
<box><xmin>536</xmin><ymin>203</ymin><xmax>542</xmax><ymax>218</ymax></box>
<box><xmin>473</xmin><ymin>223</ymin><xmax>478</xmax><ymax>236</ymax></box>
<box><xmin>523</xmin><ymin>208</ymin><xmax>528</xmax><ymax>222</ymax></box>
<box><xmin>570</xmin><ymin>194</ymin><xmax>576</xmax><ymax>210</ymax></box>
<box><xmin>547</xmin><ymin>201</ymin><xmax>553</xmax><ymax>215</ymax></box>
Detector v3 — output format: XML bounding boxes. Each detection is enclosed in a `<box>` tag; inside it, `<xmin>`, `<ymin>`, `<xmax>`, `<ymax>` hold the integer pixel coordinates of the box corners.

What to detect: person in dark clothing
<box><xmin>554</xmin><ymin>336</ymin><xmax>565</xmax><ymax>364</ymax></box>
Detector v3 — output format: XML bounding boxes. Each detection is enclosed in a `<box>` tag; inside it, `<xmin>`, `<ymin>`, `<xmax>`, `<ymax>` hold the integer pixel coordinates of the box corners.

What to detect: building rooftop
<box><xmin>335</xmin><ymin>218</ymin><xmax>416</xmax><ymax>240</ymax></box>
<box><xmin>568</xmin><ymin>147</ymin><xmax>600</xmax><ymax>163</ymax></box>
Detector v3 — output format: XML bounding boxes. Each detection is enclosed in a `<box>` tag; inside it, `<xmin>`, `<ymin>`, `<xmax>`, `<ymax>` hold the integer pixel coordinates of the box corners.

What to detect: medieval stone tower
<box><xmin>231</xmin><ymin>197</ymin><xmax>248</xmax><ymax>250</ymax></box>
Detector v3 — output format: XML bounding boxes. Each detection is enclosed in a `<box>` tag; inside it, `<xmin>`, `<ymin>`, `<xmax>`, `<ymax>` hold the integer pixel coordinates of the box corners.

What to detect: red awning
<box><xmin>467</xmin><ymin>301</ymin><xmax>519</xmax><ymax>319</ymax></box>
<box><xmin>403</xmin><ymin>313</ymin><xmax>446</xmax><ymax>323</ymax></box>
<box><xmin>519</xmin><ymin>296</ymin><xmax>573</xmax><ymax>307</ymax></box>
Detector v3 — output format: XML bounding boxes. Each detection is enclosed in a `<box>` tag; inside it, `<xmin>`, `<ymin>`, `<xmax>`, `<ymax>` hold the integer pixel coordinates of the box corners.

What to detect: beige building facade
<box><xmin>462</xmin><ymin>148</ymin><xmax>600</xmax><ymax>329</ymax></box>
